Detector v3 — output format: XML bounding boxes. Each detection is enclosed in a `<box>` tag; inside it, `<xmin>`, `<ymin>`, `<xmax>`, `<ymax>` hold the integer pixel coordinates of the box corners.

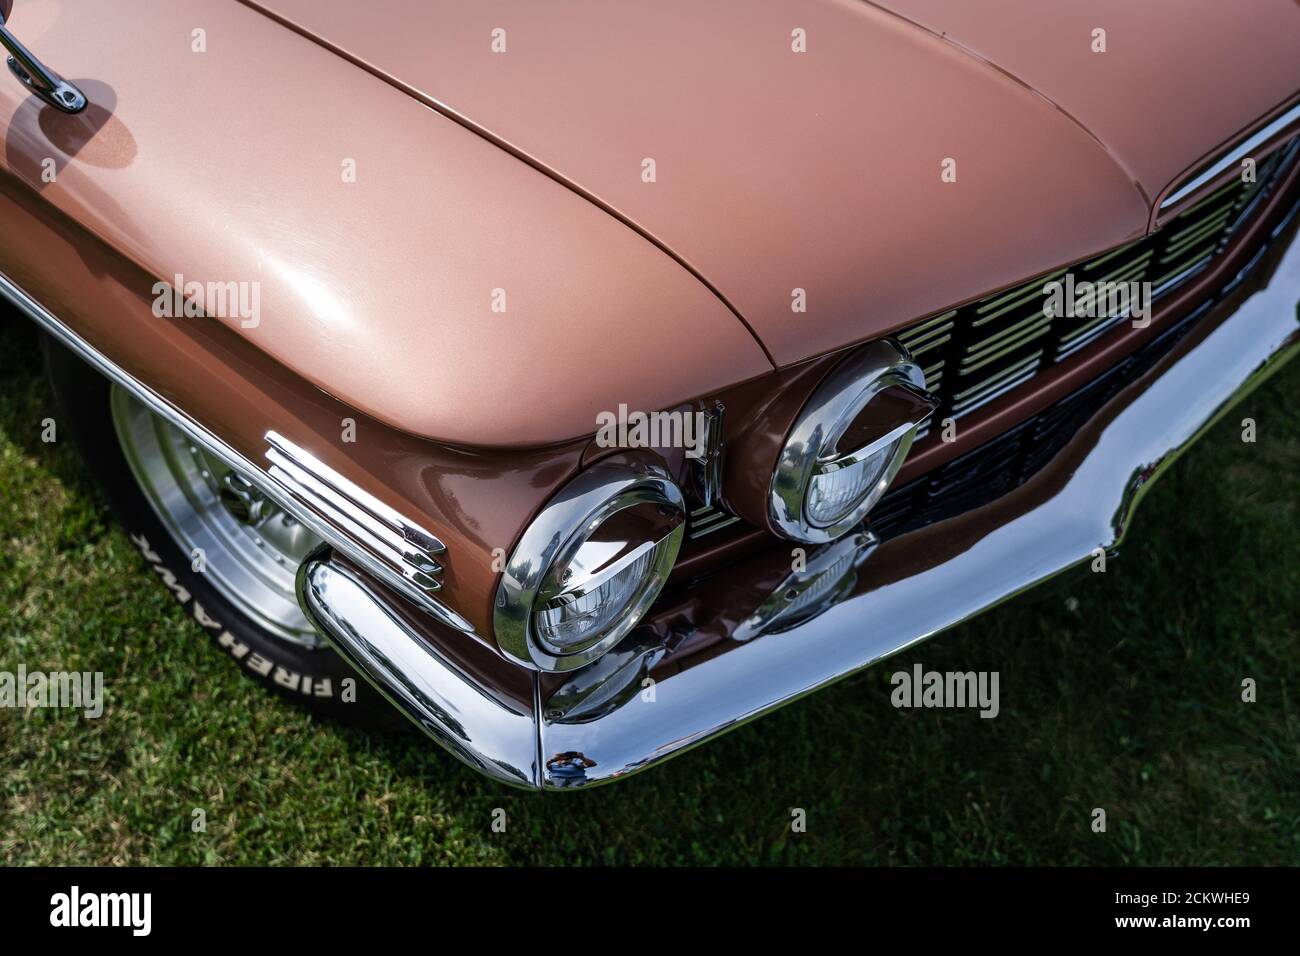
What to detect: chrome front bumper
<box><xmin>300</xmin><ymin>215</ymin><xmax>1300</xmax><ymax>791</ymax></box>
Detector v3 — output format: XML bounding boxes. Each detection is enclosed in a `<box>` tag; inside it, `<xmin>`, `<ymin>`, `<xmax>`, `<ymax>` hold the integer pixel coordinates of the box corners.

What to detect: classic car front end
<box><xmin>1</xmin><ymin>0</ymin><xmax>1298</xmax><ymax>789</ymax></box>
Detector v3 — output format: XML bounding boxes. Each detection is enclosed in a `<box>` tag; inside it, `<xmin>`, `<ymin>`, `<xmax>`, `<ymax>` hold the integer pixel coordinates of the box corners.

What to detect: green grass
<box><xmin>1</xmin><ymin>316</ymin><xmax>1296</xmax><ymax>866</ymax></box>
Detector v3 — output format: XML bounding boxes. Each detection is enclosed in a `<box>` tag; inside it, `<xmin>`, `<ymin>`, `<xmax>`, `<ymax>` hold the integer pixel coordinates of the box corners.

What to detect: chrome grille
<box><xmin>898</xmin><ymin>136</ymin><xmax>1300</xmax><ymax>436</ymax></box>
<box><xmin>688</xmin><ymin>503</ymin><xmax>741</xmax><ymax>540</ymax></box>
<box><xmin>685</xmin><ymin>136</ymin><xmax>1298</xmax><ymax>543</ymax></box>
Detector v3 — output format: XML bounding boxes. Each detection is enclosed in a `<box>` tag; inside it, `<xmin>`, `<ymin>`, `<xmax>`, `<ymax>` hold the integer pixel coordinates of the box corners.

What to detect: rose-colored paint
<box><xmin>240</xmin><ymin>0</ymin><xmax>1299</xmax><ymax>368</ymax></box>
<box><xmin>0</xmin><ymin>0</ymin><xmax>771</xmax><ymax>449</ymax></box>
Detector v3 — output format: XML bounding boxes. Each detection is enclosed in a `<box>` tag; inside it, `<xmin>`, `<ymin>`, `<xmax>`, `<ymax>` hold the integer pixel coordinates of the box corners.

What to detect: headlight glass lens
<box><xmin>805</xmin><ymin>438</ymin><xmax>899</xmax><ymax>527</ymax></box>
<box><xmin>768</xmin><ymin>340</ymin><xmax>938</xmax><ymax>544</ymax></box>
<box><xmin>528</xmin><ymin>499</ymin><xmax>683</xmax><ymax>659</ymax></box>
<box><xmin>533</xmin><ymin>541</ymin><xmax>660</xmax><ymax>654</ymax></box>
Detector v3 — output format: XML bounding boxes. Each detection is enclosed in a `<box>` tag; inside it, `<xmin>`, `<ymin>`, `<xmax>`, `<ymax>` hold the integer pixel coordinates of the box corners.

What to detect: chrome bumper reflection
<box><xmin>301</xmin><ymin>219</ymin><xmax>1300</xmax><ymax>790</ymax></box>
<box><xmin>733</xmin><ymin>531</ymin><xmax>876</xmax><ymax>642</ymax></box>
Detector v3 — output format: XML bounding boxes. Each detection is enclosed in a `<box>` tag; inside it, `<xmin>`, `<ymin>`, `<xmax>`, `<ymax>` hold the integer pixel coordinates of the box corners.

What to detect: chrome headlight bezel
<box><xmin>494</xmin><ymin>460</ymin><xmax>685</xmax><ymax>672</ymax></box>
<box><xmin>769</xmin><ymin>340</ymin><xmax>936</xmax><ymax>544</ymax></box>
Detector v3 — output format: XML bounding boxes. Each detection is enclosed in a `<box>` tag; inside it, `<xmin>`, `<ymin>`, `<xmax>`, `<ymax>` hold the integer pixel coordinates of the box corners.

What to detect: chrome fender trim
<box><xmin>0</xmin><ymin>268</ymin><xmax>474</xmax><ymax>635</ymax></box>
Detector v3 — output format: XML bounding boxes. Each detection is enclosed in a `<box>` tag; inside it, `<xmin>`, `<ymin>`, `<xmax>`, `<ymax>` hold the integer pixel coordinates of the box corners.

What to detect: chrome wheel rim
<box><xmin>110</xmin><ymin>385</ymin><xmax>324</xmax><ymax>648</ymax></box>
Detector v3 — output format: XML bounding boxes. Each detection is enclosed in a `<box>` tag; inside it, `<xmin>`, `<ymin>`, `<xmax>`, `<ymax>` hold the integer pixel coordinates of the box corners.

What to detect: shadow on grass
<box><xmin>0</xmin><ymin>314</ymin><xmax>105</xmax><ymax>505</ymax></box>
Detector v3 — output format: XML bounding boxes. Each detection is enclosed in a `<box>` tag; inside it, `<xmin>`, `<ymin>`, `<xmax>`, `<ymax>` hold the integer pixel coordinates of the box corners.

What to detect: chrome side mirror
<box><xmin>0</xmin><ymin>11</ymin><xmax>86</xmax><ymax>113</ymax></box>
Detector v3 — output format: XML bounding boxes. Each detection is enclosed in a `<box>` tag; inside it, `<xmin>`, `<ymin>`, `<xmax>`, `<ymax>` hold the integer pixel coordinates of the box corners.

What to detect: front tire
<box><xmin>42</xmin><ymin>335</ymin><xmax>404</xmax><ymax>727</ymax></box>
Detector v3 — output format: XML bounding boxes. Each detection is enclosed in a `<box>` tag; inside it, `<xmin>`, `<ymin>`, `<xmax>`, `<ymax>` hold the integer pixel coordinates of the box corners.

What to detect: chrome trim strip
<box><xmin>266</xmin><ymin>431</ymin><xmax>446</xmax><ymax>556</ymax></box>
<box><xmin>973</xmin><ymin>271</ymin><xmax>1063</xmax><ymax>319</ymax></box>
<box><xmin>958</xmin><ymin>323</ymin><xmax>1049</xmax><ymax>372</ymax></box>
<box><xmin>265</xmin><ymin>431</ymin><xmax>452</xmax><ymax>599</ymax></box>
<box><xmin>1056</xmin><ymin>317</ymin><xmax>1128</xmax><ymax>360</ymax></box>
<box><xmin>1227</xmin><ymin>138</ymin><xmax>1300</xmax><ymax>236</ymax></box>
<box><xmin>1149</xmin><ymin>256</ymin><xmax>1214</xmax><ymax>298</ymax></box>
<box><xmin>961</xmin><ymin>309</ymin><xmax>1051</xmax><ymax>357</ymax></box>
<box><xmin>895</xmin><ymin>312</ymin><xmax>955</xmax><ymax>350</ymax></box>
<box><xmin>1160</xmin><ymin>102</ymin><xmax>1300</xmax><ymax>210</ymax></box>
<box><xmin>952</xmin><ymin>354</ymin><xmax>1042</xmax><ymax>415</ymax></box>
<box><xmin>287</xmin><ymin>219</ymin><xmax>1300</xmax><ymax>789</ymax></box>
<box><xmin>0</xmin><ymin>268</ymin><xmax>474</xmax><ymax>635</ymax></box>
<box><xmin>902</xmin><ymin>331</ymin><xmax>951</xmax><ymax>357</ymax></box>
<box><xmin>266</xmin><ymin>446</ymin><xmax>444</xmax><ymax>580</ymax></box>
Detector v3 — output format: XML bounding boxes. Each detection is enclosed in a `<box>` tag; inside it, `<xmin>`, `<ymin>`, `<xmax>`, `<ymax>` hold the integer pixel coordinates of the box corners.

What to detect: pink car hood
<box><xmin>245</xmin><ymin>0</ymin><xmax>1300</xmax><ymax>367</ymax></box>
<box><xmin>0</xmin><ymin>0</ymin><xmax>773</xmax><ymax>448</ymax></box>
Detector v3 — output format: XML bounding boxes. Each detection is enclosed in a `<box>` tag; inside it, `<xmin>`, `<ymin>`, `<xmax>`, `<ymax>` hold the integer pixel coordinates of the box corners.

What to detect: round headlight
<box><xmin>769</xmin><ymin>340</ymin><xmax>937</xmax><ymax>543</ymax></box>
<box><xmin>494</xmin><ymin>461</ymin><xmax>685</xmax><ymax>671</ymax></box>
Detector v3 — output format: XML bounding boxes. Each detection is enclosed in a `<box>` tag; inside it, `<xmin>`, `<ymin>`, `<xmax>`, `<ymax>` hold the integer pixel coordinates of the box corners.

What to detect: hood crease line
<box><xmin>235</xmin><ymin>0</ymin><xmax>778</xmax><ymax>370</ymax></box>
<box><xmin>854</xmin><ymin>0</ymin><xmax>1152</xmax><ymax>209</ymax></box>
